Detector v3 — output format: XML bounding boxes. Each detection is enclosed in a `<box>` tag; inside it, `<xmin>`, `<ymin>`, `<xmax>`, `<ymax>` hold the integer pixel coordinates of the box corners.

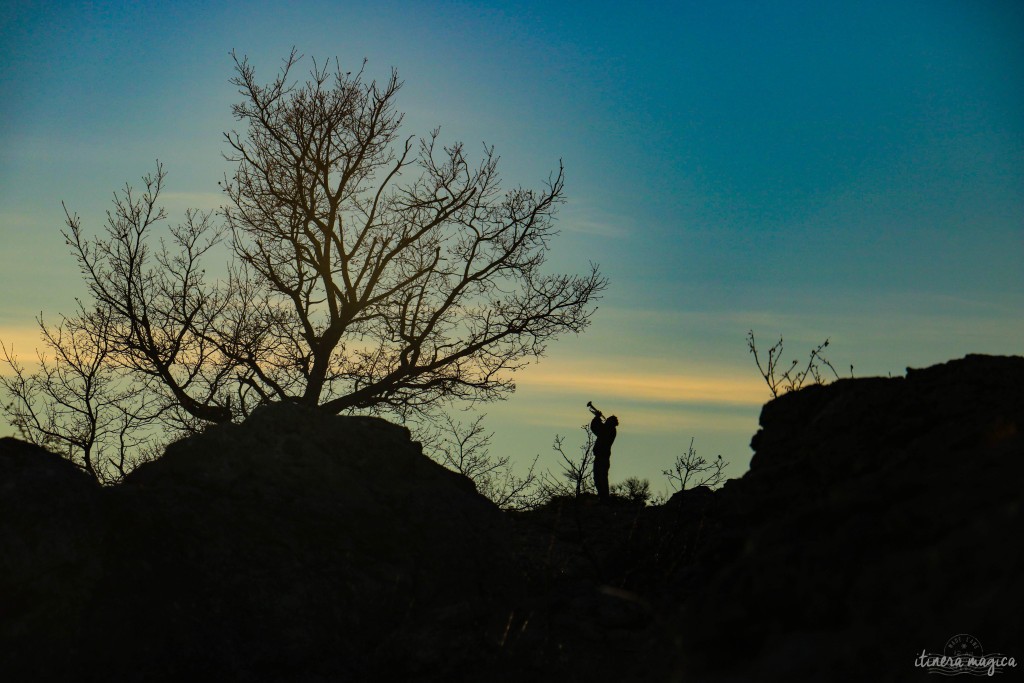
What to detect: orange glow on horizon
<box><xmin>0</xmin><ymin>325</ymin><xmax>45</xmax><ymax>370</ymax></box>
<box><xmin>519</xmin><ymin>359</ymin><xmax>766</xmax><ymax>407</ymax></box>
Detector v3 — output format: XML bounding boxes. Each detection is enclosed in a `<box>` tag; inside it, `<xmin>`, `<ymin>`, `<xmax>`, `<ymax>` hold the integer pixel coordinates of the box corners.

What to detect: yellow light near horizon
<box><xmin>521</xmin><ymin>363</ymin><xmax>765</xmax><ymax>408</ymax></box>
<box><xmin>506</xmin><ymin>400</ymin><xmax>759</xmax><ymax>434</ymax></box>
<box><xmin>0</xmin><ymin>325</ymin><xmax>46</xmax><ymax>373</ymax></box>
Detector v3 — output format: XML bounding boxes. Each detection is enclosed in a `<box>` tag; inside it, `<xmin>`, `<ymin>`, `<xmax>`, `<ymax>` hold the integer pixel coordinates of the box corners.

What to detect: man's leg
<box><xmin>594</xmin><ymin>457</ymin><xmax>609</xmax><ymax>499</ymax></box>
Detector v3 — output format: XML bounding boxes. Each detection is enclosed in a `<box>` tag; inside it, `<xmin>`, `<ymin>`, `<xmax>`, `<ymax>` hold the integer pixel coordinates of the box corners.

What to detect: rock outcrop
<box><xmin>1</xmin><ymin>404</ymin><xmax>518</xmax><ymax>681</ymax></box>
<box><xmin>0</xmin><ymin>439</ymin><xmax>104</xmax><ymax>666</ymax></box>
<box><xmin>1</xmin><ymin>354</ymin><xmax>1021</xmax><ymax>682</ymax></box>
<box><xmin>676</xmin><ymin>354</ymin><xmax>1023</xmax><ymax>681</ymax></box>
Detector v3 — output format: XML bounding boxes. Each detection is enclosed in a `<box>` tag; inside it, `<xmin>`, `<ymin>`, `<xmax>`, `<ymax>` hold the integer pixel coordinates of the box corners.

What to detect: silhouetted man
<box><xmin>587</xmin><ymin>401</ymin><xmax>618</xmax><ymax>501</ymax></box>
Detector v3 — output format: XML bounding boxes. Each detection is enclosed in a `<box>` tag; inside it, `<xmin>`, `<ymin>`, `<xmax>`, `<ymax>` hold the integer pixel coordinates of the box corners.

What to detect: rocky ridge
<box><xmin>1</xmin><ymin>354</ymin><xmax>1021</xmax><ymax>682</ymax></box>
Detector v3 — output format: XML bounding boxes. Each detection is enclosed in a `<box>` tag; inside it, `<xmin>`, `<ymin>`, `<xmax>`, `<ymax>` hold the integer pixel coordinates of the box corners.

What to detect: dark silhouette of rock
<box><xmin>0</xmin><ymin>438</ymin><xmax>104</xmax><ymax>676</ymax></box>
<box><xmin>1</xmin><ymin>355</ymin><xmax>1021</xmax><ymax>682</ymax></box>
<box><xmin>1</xmin><ymin>404</ymin><xmax>518</xmax><ymax>681</ymax></box>
<box><xmin>676</xmin><ymin>354</ymin><xmax>1024</xmax><ymax>682</ymax></box>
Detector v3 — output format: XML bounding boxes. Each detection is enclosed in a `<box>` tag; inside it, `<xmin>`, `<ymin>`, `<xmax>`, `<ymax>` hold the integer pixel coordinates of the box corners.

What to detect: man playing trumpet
<box><xmin>587</xmin><ymin>401</ymin><xmax>619</xmax><ymax>502</ymax></box>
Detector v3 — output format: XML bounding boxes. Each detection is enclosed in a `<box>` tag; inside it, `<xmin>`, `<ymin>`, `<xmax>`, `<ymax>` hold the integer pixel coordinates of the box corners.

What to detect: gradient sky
<box><xmin>2</xmin><ymin>1</ymin><xmax>1022</xmax><ymax>491</ymax></box>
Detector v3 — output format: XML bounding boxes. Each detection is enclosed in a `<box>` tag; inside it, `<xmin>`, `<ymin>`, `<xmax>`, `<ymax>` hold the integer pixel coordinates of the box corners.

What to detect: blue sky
<box><xmin>2</xmin><ymin>1</ymin><xmax>1022</xmax><ymax>490</ymax></box>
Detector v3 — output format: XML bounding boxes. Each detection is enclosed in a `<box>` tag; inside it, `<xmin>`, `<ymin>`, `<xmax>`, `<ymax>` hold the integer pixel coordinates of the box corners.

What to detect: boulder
<box><xmin>677</xmin><ymin>355</ymin><xmax>1024</xmax><ymax>682</ymax></box>
<box><xmin>0</xmin><ymin>438</ymin><xmax>104</xmax><ymax>674</ymax></box>
<box><xmin>0</xmin><ymin>404</ymin><xmax>519</xmax><ymax>681</ymax></box>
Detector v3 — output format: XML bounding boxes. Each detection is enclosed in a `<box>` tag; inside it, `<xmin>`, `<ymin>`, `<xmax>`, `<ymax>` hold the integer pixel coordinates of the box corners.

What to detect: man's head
<box><xmin>607</xmin><ymin>415</ymin><xmax>619</xmax><ymax>428</ymax></box>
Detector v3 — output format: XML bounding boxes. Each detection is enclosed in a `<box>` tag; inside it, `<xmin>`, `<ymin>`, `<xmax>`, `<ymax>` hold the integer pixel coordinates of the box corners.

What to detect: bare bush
<box><xmin>663</xmin><ymin>437</ymin><xmax>728</xmax><ymax>492</ymax></box>
<box><xmin>538</xmin><ymin>423</ymin><xmax>597</xmax><ymax>500</ymax></box>
<box><xmin>611</xmin><ymin>476</ymin><xmax>652</xmax><ymax>505</ymax></box>
<box><xmin>422</xmin><ymin>413</ymin><xmax>541</xmax><ymax>511</ymax></box>
<box><xmin>746</xmin><ymin>329</ymin><xmax>845</xmax><ymax>398</ymax></box>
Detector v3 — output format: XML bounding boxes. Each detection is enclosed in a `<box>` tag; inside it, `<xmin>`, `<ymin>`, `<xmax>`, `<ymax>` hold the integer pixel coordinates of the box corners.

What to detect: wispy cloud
<box><xmin>506</xmin><ymin>398</ymin><xmax>757</xmax><ymax>434</ymax></box>
<box><xmin>585</xmin><ymin>299</ymin><xmax>1024</xmax><ymax>380</ymax></box>
<box><xmin>517</xmin><ymin>356</ymin><xmax>765</xmax><ymax>407</ymax></box>
<box><xmin>0</xmin><ymin>323</ymin><xmax>47</xmax><ymax>376</ymax></box>
<box><xmin>558</xmin><ymin>200</ymin><xmax>633</xmax><ymax>238</ymax></box>
<box><xmin>562</xmin><ymin>216</ymin><xmax>628</xmax><ymax>238</ymax></box>
<box><xmin>0</xmin><ymin>210</ymin><xmax>45</xmax><ymax>231</ymax></box>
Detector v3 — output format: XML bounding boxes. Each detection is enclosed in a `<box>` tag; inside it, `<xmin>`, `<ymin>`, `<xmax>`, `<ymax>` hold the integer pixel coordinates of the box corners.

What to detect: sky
<box><xmin>1</xmin><ymin>1</ymin><xmax>1022</xmax><ymax>493</ymax></box>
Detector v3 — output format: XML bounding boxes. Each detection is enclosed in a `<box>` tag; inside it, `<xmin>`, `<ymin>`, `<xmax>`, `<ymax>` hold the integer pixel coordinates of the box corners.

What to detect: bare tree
<box><xmin>0</xmin><ymin>305</ymin><xmax>163</xmax><ymax>484</ymax></box>
<box><xmin>423</xmin><ymin>413</ymin><xmax>541</xmax><ymax>511</ymax></box>
<box><xmin>1</xmin><ymin>50</ymin><xmax>606</xmax><ymax>476</ymax></box>
<box><xmin>663</xmin><ymin>437</ymin><xmax>728</xmax><ymax>492</ymax></box>
<box><xmin>216</xmin><ymin>50</ymin><xmax>606</xmax><ymax>418</ymax></box>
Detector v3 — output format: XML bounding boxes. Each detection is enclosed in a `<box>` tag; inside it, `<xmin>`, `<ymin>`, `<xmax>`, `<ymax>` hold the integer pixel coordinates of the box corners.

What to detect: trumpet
<box><xmin>587</xmin><ymin>401</ymin><xmax>603</xmax><ymax>417</ymax></box>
